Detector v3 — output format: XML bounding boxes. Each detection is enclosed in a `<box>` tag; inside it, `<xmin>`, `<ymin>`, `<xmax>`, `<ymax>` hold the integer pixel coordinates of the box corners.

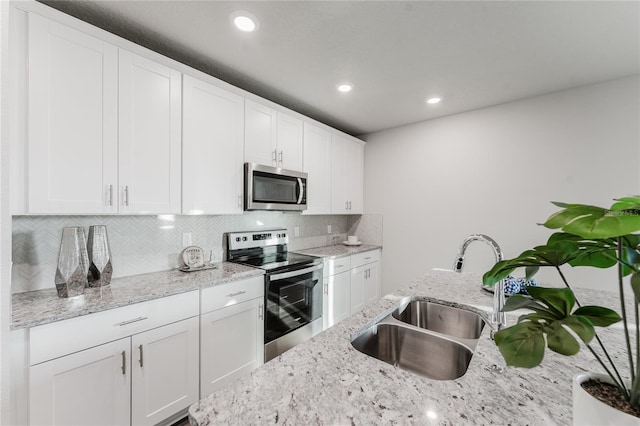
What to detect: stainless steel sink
<box><xmin>392</xmin><ymin>299</ymin><xmax>485</xmax><ymax>340</ymax></box>
<box><xmin>351</xmin><ymin>298</ymin><xmax>486</xmax><ymax>380</ymax></box>
<box><xmin>351</xmin><ymin>323</ymin><xmax>474</xmax><ymax>380</ymax></box>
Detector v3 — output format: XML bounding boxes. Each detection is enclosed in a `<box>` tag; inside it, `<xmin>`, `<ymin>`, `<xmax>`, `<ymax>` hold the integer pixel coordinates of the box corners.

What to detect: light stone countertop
<box><xmin>11</xmin><ymin>262</ymin><xmax>264</xmax><ymax>330</ymax></box>
<box><xmin>188</xmin><ymin>269</ymin><xmax>629</xmax><ymax>425</ymax></box>
<box><xmin>294</xmin><ymin>243</ymin><xmax>382</xmax><ymax>258</ymax></box>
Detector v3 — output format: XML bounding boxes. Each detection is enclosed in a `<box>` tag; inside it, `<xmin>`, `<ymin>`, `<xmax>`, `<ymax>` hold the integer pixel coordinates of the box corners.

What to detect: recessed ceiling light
<box><xmin>231</xmin><ymin>11</ymin><xmax>259</xmax><ymax>32</ymax></box>
<box><xmin>336</xmin><ymin>83</ymin><xmax>354</xmax><ymax>93</ymax></box>
<box><xmin>426</xmin><ymin>96</ymin><xmax>442</xmax><ymax>104</ymax></box>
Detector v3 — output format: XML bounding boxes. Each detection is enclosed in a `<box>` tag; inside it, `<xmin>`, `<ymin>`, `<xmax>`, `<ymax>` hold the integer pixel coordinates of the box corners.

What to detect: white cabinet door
<box><xmin>200</xmin><ymin>297</ymin><xmax>264</xmax><ymax>396</ymax></box>
<box><xmin>363</xmin><ymin>262</ymin><xmax>381</xmax><ymax>306</ymax></box>
<box><xmin>325</xmin><ymin>271</ymin><xmax>351</xmax><ymax>328</ymax></box>
<box><xmin>350</xmin><ymin>265</ymin><xmax>366</xmax><ymax>315</ymax></box>
<box><xmin>245</xmin><ymin>100</ymin><xmax>277</xmax><ymax>167</ymax></box>
<box><xmin>27</xmin><ymin>13</ymin><xmax>118</xmax><ymax>214</ymax></box>
<box><xmin>29</xmin><ymin>338</ymin><xmax>130</xmax><ymax>426</ymax></box>
<box><xmin>276</xmin><ymin>113</ymin><xmax>303</xmax><ymax>171</ymax></box>
<box><xmin>331</xmin><ymin>134</ymin><xmax>364</xmax><ymax>214</ymax></box>
<box><xmin>119</xmin><ymin>49</ymin><xmax>182</xmax><ymax>214</ymax></box>
<box><xmin>345</xmin><ymin>139</ymin><xmax>364</xmax><ymax>214</ymax></box>
<box><xmin>302</xmin><ymin>123</ymin><xmax>332</xmax><ymax>215</ymax></box>
<box><xmin>182</xmin><ymin>75</ymin><xmax>244</xmax><ymax>214</ymax></box>
<box><xmin>131</xmin><ymin>317</ymin><xmax>199</xmax><ymax>426</ymax></box>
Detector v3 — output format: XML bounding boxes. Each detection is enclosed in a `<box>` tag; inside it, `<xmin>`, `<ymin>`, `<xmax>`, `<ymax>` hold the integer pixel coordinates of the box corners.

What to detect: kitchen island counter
<box><xmin>189</xmin><ymin>269</ymin><xmax>628</xmax><ymax>425</ymax></box>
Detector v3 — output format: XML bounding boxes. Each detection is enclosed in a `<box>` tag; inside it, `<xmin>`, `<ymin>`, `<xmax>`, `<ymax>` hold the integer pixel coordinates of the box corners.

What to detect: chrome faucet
<box><xmin>453</xmin><ymin>234</ymin><xmax>507</xmax><ymax>334</ymax></box>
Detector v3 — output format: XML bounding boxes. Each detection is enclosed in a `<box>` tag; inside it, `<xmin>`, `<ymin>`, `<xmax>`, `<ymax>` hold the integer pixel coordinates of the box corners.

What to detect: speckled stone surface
<box><xmin>11</xmin><ymin>262</ymin><xmax>264</xmax><ymax>330</ymax></box>
<box><xmin>189</xmin><ymin>269</ymin><xmax>630</xmax><ymax>426</ymax></box>
<box><xmin>294</xmin><ymin>243</ymin><xmax>382</xmax><ymax>259</ymax></box>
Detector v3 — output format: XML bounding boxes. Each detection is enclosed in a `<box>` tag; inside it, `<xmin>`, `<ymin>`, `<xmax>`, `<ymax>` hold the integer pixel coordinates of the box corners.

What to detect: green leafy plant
<box><xmin>483</xmin><ymin>197</ymin><xmax>640</xmax><ymax>409</ymax></box>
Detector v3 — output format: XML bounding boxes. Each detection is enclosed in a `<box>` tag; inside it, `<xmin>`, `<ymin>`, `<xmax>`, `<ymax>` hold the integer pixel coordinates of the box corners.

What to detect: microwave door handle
<box><xmin>297</xmin><ymin>178</ymin><xmax>304</xmax><ymax>204</ymax></box>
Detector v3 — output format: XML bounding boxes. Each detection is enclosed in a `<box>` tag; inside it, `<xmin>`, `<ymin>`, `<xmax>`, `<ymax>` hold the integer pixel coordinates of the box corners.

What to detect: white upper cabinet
<box><xmin>302</xmin><ymin>123</ymin><xmax>332</xmax><ymax>215</ymax></box>
<box><xmin>27</xmin><ymin>13</ymin><xmax>118</xmax><ymax>214</ymax></box>
<box><xmin>276</xmin><ymin>113</ymin><xmax>304</xmax><ymax>171</ymax></box>
<box><xmin>244</xmin><ymin>99</ymin><xmax>303</xmax><ymax>171</ymax></box>
<box><xmin>118</xmin><ymin>49</ymin><xmax>182</xmax><ymax>214</ymax></box>
<box><xmin>331</xmin><ymin>134</ymin><xmax>364</xmax><ymax>214</ymax></box>
<box><xmin>182</xmin><ymin>75</ymin><xmax>244</xmax><ymax>214</ymax></box>
<box><xmin>244</xmin><ymin>100</ymin><xmax>278</xmax><ymax>167</ymax></box>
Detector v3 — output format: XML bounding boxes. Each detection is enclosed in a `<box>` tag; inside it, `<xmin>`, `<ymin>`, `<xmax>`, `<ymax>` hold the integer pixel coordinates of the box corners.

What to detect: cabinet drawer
<box><xmin>351</xmin><ymin>249</ymin><xmax>380</xmax><ymax>268</ymax></box>
<box><xmin>201</xmin><ymin>276</ymin><xmax>264</xmax><ymax>314</ymax></box>
<box><xmin>30</xmin><ymin>290</ymin><xmax>199</xmax><ymax>365</ymax></box>
<box><xmin>325</xmin><ymin>256</ymin><xmax>351</xmax><ymax>276</ymax></box>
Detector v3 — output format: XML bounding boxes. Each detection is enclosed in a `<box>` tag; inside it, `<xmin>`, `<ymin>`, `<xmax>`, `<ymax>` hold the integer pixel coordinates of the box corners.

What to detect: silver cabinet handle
<box><xmin>279</xmin><ymin>150</ymin><xmax>283</xmax><ymax>164</ymax></box>
<box><xmin>335</xmin><ymin>264</ymin><xmax>344</xmax><ymax>269</ymax></box>
<box><xmin>258</xmin><ymin>303</ymin><xmax>264</xmax><ymax>320</ymax></box>
<box><xmin>272</xmin><ymin>149</ymin><xmax>277</xmax><ymax>164</ymax></box>
<box><xmin>138</xmin><ymin>345</ymin><xmax>144</xmax><ymax>367</ymax></box>
<box><xmin>324</xmin><ymin>282</ymin><xmax>328</xmax><ymax>295</ymax></box>
<box><xmin>115</xmin><ymin>316</ymin><xmax>148</xmax><ymax>327</ymax></box>
<box><xmin>123</xmin><ymin>185</ymin><xmax>129</xmax><ymax>207</ymax></box>
<box><xmin>121</xmin><ymin>351</ymin><xmax>126</xmax><ymax>375</ymax></box>
<box><xmin>227</xmin><ymin>290</ymin><xmax>246</xmax><ymax>298</ymax></box>
<box><xmin>237</xmin><ymin>194</ymin><xmax>242</xmax><ymax>208</ymax></box>
<box><xmin>108</xmin><ymin>185</ymin><xmax>113</xmax><ymax>206</ymax></box>
<box><xmin>345</xmin><ymin>201</ymin><xmax>348</xmax><ymax>210</ymax></box>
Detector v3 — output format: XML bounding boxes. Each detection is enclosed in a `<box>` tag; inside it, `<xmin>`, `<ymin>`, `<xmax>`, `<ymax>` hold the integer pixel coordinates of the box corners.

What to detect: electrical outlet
<box><xmin>182</xmin><ymin>232</ymin><xmax>192</xmax><ymax>247</ymax></box>
<box><xmin>327</xmin><ymin>225</ymin><xmax>332</xmax><ymax>234</ymax></box>
<box><xmin>294</xmin><ymin>227</ymin><xmax>300</xmax><ymax>237</ymax></box>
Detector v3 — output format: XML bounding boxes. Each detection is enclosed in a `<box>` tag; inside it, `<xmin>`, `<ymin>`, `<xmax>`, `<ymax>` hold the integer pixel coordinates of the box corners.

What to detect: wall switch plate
<box><xmin>327</xmin><ymin>225</ymin><xmax>332</xmax><ymax>234</ymax></box>
<box><xmin>182</xmin><ymin>232</ymin><xmax>192</xmax><ymax>247</ymax></box>
<box><xmin>294</xmin><ymin>227</ymin><xmax>300</xmax><ymax>237</ymax></box>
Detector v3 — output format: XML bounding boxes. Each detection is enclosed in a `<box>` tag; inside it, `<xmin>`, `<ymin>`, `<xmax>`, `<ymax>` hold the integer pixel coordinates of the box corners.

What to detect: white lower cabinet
<box><xmin>323</xmin><ymin>271</ymin><xmax>351</xmax><ymax>329</ymax></box>
<box><xmin>28</xmin><ymin>291</ymin><xmax>200</xmax><ymax>426</ymax></box>
<box><xmin>323</xmin><ymin>249</ymin><xmax>382</xmax><ymax>330</ymax></box>
<box><xmin>200</xmin><ymin>277</ymin><xmax>265</xmax><ymax>397</ymax></box>
<box><xmin>29</xmin><ymin>338</ymin><xmax>131</xmax><ymax>426</ymax></box>
<box><xmin>131</xmin><ymin>317</ymin><xmax>199</xmax><ymax>426</ymax></box>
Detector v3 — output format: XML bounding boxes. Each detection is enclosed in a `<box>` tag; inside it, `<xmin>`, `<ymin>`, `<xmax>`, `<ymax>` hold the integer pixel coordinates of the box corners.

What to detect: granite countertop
<box><xmin>188</xmin><ymin>269</ymin><xmax>629</xmax><ymax>425</ymax></box>
<box><xmin>294</xmin><ymin>243</ymin><xmax>382</xmax><ymax>258</ymax></box>
<box><xmin>11</xmin><ymin>262</ymin><xmax>264</xmax><ymax>330</ymax></box>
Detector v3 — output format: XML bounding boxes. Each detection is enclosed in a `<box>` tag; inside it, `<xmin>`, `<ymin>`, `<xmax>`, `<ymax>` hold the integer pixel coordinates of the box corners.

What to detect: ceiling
<box><xmin>39</xmin><ymin>1</ymin><xmax>640</xmax><ymax>136</ymax></box>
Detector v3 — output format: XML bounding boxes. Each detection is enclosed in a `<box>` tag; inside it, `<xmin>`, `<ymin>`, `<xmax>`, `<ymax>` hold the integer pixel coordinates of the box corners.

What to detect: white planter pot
<box><xmin>573</xmin><ymin>372</ymin><xmax>640</xmax><ymax>426</ymax></box>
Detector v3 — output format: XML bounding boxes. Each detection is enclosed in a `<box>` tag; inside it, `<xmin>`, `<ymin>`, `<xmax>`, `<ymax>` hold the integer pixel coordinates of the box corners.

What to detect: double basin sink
<box><xmin>351</xmin><ymin>297</ymin><xmax>486</xmax><ymax>380</ymax></box>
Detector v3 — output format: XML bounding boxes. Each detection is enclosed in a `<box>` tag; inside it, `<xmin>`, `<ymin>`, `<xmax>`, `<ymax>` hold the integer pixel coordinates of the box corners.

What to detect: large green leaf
<box><xmin>561</xmin><ymin>316</ymin><xmax>595</xmax><ymax>343</ymax></box>
<box><xmin>527</xmin><ymin>286</ymin><xmax>575</xmax><ymax>317</ymax></box>
<box><xmin>546</xmin><ymin>322</ymin><xmax>580</xmax><ymax>355</ymax></box>
<box><xmin>493</xmin><ymin>322</ymin><xmax>546</xmax><ymax>368</ymax></box>
<box><xmin>542</xmin><ymin>201</ymin><xmax>640</xmax><ymax>239</ymax></box>
<box><xmin>501</xmin><ymin>295</ymin><xmax>544</xmax><ymax>312</ymax></box>
<box><xmin>610</xmin><ymin>197</ymin><xmax>640</xmax><ymax>211</ymax></box>
<box><xmin>573</xmin><ymin>306</ymin><xmax>622</xmax><ymax>326</ymax></box>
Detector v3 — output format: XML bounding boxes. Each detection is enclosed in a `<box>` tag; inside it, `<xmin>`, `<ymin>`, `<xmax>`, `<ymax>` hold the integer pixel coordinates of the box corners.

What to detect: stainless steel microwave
<box><xmin>244</xmin><ymin>163</ymin><xmax>307</xmax><ymax>211</ymax></box>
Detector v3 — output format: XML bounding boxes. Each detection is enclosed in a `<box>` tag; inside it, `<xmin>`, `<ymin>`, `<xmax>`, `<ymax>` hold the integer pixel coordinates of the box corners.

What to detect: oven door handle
<box><xmin>297</xmin><ymin>178</ymin><xmax>304</xmax><ymax>204</ymax></box>
<box><xmin>270</xmin><ymin>263</ymin><xmax>323</xmax><ymax>281</ymax></box>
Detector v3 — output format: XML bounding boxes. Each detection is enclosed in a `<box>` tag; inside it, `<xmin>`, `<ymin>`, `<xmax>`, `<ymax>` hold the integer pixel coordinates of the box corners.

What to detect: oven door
<box><xmin>245</xmin><ymin>163</ymin><xmax>307</xmax><ymax>211</ymax></box>
<box><xmin>265</xmin><ymin>263</ymin><xmax>323</xmax><ymax>344</ymax></box>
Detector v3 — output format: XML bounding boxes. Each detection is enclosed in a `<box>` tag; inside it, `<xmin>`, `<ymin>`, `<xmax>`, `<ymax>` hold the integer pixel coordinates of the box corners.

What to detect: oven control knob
<box><xmin>242</xmin><ymin>236</ymin><xmax>247</xmax><ymax>241</ymax></box>
<box><xmin>281</xmin><ymin>233</ymin><xmax>286</xmax><ymax>238</ymax></box>
<box><xmin>235</xmin><ymin>237</ymin><xmax>240</xmax><ymax>242</ymax></box>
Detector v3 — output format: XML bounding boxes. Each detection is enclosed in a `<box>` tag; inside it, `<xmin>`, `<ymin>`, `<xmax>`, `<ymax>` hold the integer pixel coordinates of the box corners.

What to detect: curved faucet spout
<box><xmin>452</xmin><ymin>234</ymin><xmax>507</xmax><ymax>335</ymax></box>
<box><xmin>452</xmin><ymin>234</ymin><xmax>503</xmax><ymax>272</ymax></box>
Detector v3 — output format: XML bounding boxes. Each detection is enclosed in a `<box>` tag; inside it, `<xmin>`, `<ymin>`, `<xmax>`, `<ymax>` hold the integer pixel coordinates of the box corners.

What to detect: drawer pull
<box><xmin>364</xmin><ymin>257</ymin><xmax>372</xmax><ymax>260</ymax></box>
<box><xmin>258</xmin><ymin>303</ymin><xmax>264</xmax><ymax>320</ymax></box>
<box><xmin>138</xmin><ymin>345</ymin><xmax>144</xmax><ymax>367</ymax></box>
<box><xmin>115</xmin><ymin>316</ymin><xmax>148</xmax><ymax>327</ymax></box>
<box><xmin>335</xmin><ymin>265</ymin><xmax>344</xmax><ymax>268</ymax></box>
<box><xmin>227</xmin><ymin>290</ymin><xmax>246</xmax><ymax>298</ymax></box>
<box><xmin>121</xmin><ymin>351</ymin><xmax>126</xmax><ymax>375</ymax></box>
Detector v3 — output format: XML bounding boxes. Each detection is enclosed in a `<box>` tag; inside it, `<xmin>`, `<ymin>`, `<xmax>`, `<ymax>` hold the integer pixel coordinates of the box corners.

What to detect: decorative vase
<box><xmin>54</xmin><ymin>227</ymin><xmax>89</xmax><ymax>298</ymax></box>
<box><xmin>87</xmin><ymin>225</ymin><xmax>113</xmax><ymax>287</ymax></box>
<box><xmin>573</xmin><ymin>372</ymin><xmax>639</xmax><ymax>425</ymax></box>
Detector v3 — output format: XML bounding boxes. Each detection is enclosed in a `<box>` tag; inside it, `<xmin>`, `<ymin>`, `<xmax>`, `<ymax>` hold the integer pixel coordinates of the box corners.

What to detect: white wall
<box><xmin>0</xmin><ymin>0</ymin><xmax>11</xmax><ymax>423</ymax></box>
<box><xmin>363</xmin><ymin>76</ymin><xmax>640</xmax><ymax>295</ymax></box>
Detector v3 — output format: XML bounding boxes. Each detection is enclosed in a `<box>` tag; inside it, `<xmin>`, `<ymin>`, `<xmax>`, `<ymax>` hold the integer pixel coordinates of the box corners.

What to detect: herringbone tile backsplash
<box><xmin>12</xmin><ymin>213</ymin><xmax>382</xmax><ymax>293</ymax></box>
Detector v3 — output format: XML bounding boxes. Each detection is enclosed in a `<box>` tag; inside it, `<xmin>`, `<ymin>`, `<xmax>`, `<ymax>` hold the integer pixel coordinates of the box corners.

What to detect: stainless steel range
<box><xmin>227</xmin><ymin>229</ymin><xmax>323</xmax><ymax>361</ymax></box>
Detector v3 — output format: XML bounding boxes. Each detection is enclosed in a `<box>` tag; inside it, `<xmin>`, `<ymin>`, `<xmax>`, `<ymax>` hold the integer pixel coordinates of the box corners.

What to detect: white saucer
<box><xmin>343</xmin><ymin>241</ymin><xmax>362</xmax><ymax>246</ymax></box>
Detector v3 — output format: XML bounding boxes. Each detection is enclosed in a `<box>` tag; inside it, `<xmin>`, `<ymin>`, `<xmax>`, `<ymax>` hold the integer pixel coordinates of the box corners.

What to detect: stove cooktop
<box><xmin>233</xmin><ymin>252</ymin><xmax>321</xmax><ymax>272</ymax></box>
